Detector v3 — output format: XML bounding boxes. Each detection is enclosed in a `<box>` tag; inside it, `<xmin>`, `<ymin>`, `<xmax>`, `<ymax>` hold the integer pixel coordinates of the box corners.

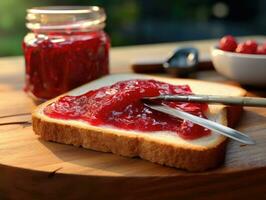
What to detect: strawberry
<box><xmin>219</xmin><ymin>35</ymin><xmax>237</xmax><ymax>52</ymax></box>
<box><xmin>256</xmin><ymin>45</ymin><xmax>266</xmax><ymax>54</ymax></box>
<box><xmin>244</xmin><ymin>40</ymin><xmax>258</xmax><ymax>53</ymax></box>
<box><xmin>236</xmin><ymin>42</ymin><xmax>256</xmax><ymax>54</ymax></box>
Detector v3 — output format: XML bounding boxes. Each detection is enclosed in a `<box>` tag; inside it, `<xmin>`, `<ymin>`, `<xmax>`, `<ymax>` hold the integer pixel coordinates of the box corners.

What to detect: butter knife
<box><xmin>143</xmin><ymin>101</ymin><xmax>255</xmax><ymax>145</ymax></box>
<box><xmin>143</xmin><ymin>94</ymin><xmax>266</xmax><ymax>107</ymax></box>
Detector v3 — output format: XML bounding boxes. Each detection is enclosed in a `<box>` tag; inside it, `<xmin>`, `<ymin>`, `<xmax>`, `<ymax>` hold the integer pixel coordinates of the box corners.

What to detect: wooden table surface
<box><xmin>1</xmin><ymin>36</ymin><xmax>266</xmax><ymax>199</ymax></box>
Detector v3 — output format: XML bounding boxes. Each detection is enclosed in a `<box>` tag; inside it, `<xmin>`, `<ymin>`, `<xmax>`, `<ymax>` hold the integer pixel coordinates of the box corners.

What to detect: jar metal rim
<box><xmin>27</xmin><ymin>6</ymin><xmax>103</xmax><ymax>15</ymax></box>
<box><xmin>26</xmin><ymin>6</ymin><xmax>106</xmax><ymax>32</ymax></box>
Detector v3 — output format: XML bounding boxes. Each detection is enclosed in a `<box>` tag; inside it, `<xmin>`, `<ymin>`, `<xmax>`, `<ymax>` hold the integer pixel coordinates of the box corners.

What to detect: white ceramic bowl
<box><xmin>211</xmin><ymin>46</ymin><xmax>266</xmax><ymax>86</ymax></box>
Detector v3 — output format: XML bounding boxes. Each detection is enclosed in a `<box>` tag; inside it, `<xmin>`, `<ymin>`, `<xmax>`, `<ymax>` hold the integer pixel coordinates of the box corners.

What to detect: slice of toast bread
<box><xmin>32</xmin><ymin>74</ymin><xmax>246</xmax><ymax>171</ymax></box>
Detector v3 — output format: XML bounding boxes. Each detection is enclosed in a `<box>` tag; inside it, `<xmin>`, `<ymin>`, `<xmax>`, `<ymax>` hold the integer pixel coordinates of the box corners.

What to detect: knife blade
<box><xmin>143</xmin><ymin>102</ymin><xmax>255</xmax><ymax>145</ymax></box>
<box><xmin>143</xmin><ymin>94</ymin><xmax>266</xmax><ymax>107</ymax></box>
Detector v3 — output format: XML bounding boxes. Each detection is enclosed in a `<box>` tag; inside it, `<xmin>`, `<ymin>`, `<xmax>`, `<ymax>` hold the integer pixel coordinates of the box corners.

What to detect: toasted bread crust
<box><xmin>31</xmin><ymin>75</ymin><xmax>246</xmax><ymax>172</ymax></box>
<box><xmin>32</xmin><ymin>114</ymin><xmax>228</xmax><ymax>172</ymax></box>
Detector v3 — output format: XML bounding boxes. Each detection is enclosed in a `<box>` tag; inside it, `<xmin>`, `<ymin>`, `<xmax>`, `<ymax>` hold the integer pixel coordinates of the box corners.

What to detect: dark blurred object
<box><xmin>131</xmin><ymin>58</ymin><xmax>165</xmax><ymax>73</ymax></box>
<box><xmin>163</xmin><ymin>47</ymin><xmax>198</xmax><ymax>77</ymax></box>
<box><xmin>132</xmin><ymin>47</ymin><xmax>214</xmax><ymax>76</ymax></box>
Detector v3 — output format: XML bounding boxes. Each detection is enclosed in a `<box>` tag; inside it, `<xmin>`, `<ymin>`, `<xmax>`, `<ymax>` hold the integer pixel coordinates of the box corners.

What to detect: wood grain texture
<box><xmin>1</xmin><ymin>37</ymin><xmax>266</xmax><ymax>199</ymax></box>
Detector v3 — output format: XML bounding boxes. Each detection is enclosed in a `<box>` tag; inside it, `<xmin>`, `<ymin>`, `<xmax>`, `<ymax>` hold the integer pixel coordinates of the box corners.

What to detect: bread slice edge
<box><xmin>32</xmin><ymin>102</ymin><xmax>228</xmax><ymax>172</ymax></box>
<box><xmin>32</xmin><ymin>74</ymin><xmax>246</xmax><ymax>171</ymax></box>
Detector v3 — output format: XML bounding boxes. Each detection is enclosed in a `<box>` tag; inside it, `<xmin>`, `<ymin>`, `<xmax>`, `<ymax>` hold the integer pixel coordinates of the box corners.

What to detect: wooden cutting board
<box><xmin>1</xmin><ymin>74</ymin><xmax>266</xmax><ymax>199</ymax></box>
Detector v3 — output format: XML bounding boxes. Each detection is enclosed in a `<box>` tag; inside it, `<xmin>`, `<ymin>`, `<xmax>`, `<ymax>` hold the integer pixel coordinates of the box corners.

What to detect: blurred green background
<box><xmin>0</xmin><ymin>0</ymin><xmax>265</xmax><ymax>57</ymax></box>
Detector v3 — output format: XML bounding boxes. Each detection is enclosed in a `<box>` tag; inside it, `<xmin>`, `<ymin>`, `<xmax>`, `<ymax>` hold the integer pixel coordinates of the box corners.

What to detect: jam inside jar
<box><xmin>23</xmin><ymin>6</ymin><xmax>110</xmax><ymax>100</ymax></box>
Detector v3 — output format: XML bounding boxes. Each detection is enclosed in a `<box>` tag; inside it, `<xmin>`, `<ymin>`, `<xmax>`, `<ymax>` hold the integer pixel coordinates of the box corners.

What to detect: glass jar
<box><xmin>23</xmin><ymin>6</ymin><xmax>110</xmax><ymax>100</ymax></box>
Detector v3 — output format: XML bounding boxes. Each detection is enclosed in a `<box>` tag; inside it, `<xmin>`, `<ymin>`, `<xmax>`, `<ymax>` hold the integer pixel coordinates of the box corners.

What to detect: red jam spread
<box><xmin>23</xmin><ymin>31</ymin><xmax>110</xmax><ymax>100</ymax></box>
<box><xmin>44</xmin><ymin>79</ymin><xmax>210</xmax><ymax>139</ymax></box>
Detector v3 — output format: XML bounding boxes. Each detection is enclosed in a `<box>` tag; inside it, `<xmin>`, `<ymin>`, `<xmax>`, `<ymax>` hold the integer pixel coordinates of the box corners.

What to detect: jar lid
<box><xmin>26</xmin><ymin>6</ymin><xmax>106</xmax><ymax>31</ymax></box>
